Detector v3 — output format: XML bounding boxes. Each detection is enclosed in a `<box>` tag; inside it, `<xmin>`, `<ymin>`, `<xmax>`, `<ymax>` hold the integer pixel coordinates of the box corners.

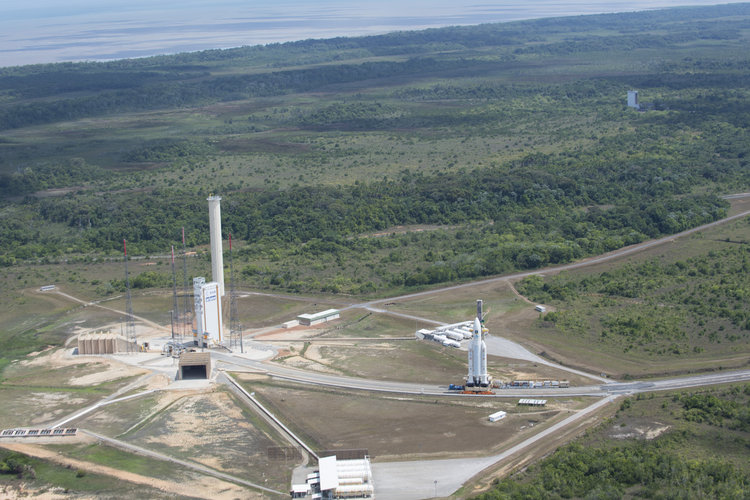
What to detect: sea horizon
<box><xmin>0</xmin><ymin>0</ymin><xmax>746</xmax><ymax>68</ymax></box>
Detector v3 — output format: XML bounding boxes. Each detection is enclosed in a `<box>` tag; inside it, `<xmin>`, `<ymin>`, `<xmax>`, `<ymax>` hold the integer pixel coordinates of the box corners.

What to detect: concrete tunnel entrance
<box><xmin>178</xmin><ymin>352</ymin><xmax>211</xmax><ymax>380</ymax></box>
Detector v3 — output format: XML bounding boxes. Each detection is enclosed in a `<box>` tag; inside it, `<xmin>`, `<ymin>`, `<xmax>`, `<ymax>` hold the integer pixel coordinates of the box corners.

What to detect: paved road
<box><xmin>213</xmin><ymin>351</ymin><xmax>610</xmax><ymax>397</ymax></box>
<box><xmin>372</xmin><ymin>396</ymin><xmax>617</xmax><ymax>499</ymax></box>
<box><xmin>214</xmin><ymin>351</ymin><xmax>750</xmax><ymax>398</ymax></box>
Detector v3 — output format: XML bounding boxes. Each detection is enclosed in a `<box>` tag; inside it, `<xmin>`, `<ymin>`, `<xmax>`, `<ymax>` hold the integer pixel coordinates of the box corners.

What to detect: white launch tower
<box><xmin>207</xmin><ymin>195</ymin><xmax>225</xmax><ymax>296</ymax></box>
<box><xmin>467</xmin><ymin>300</ymin><xmax>490</xmax><ymax>388</ymax></box>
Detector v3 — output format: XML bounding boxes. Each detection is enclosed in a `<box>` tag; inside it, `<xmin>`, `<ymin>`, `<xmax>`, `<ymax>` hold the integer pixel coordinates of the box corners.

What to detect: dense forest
<box><xmin>0</xmin><ymin>3</ymin><xmax>749</xmax><ymax>297</ymax></box>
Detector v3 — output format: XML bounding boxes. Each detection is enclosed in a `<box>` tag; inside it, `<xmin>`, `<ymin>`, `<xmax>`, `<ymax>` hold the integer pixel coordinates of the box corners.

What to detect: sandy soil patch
<box><xmin>276</xmin><ymin>354</ymin><xmax>341</xmax><ymax>375</ymax></box>
<box><xmin>0</xmin><ymin>443</ymin><xmax>258</xmax><ymax>500</ymax></box>
<box><xmin>144</xmin><ymin>374</ymin><xmax>171</xmax><ymax>390</ymax></box>
<box><xmin>610</xmin><ymin>422</ymin><xmax>671</xmax><ymax>440</ymax></box>
<box><xmin>68</xmin><ymin>365</ymin><xmax>138</xmax><ymax>386</ymax></box>
<box><xmin>255</xmin><ymin>327</ymin><xmax>320</xmax><ymax>341</ymax></box>
<box><xmin>143</xmin><ymin>391</ymin><xmax>253</xmax><ymax>451</ymax></box>
<box><xmin>0</xmin><ymin>483</ymin><xmax>76</xmax><ymax>500</ymax></box>
<box><xmin>18</xmin><ymin>347</ymin><xmax>148</xmax><ymax>386</ymax></box>
<box><xmin>24</xmin><ymin>393</ymin><xmax>89</xmax><ymax>425</ymax></box>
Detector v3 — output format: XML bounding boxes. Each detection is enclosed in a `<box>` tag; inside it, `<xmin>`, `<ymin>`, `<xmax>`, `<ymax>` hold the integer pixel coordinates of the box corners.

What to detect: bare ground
<box><xmin>247</xmin><ymin>380</ymin><xmax>592</xmax><ymax>461</ymax></box>
<box><xmin>0</xmin><ymin>443</ymin><xmax>258</xmax><ymax>500</ymax></box>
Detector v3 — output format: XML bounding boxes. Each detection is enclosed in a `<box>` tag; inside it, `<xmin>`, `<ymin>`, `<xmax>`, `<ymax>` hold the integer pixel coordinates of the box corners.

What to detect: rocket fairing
<box><xmin>466</xmin><ymin>300</ymin><xmax>490</xmax><ymax>387</ymax></box>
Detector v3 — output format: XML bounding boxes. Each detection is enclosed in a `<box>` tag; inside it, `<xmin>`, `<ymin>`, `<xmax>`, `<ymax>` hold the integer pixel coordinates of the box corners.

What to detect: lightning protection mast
<box><xmin>181</xmin><ymin>227</ymin><xmax>192</xmax><ymax>341</ymax></box>
<box><xmin>228</xmin><ymin>234</ymin><xmax>243</xmax><ymax>353</ymax></box>
<box><xmin>170</xmin><ymin>245</ymin><xmax>179</xmax><ymax>341</ymax></box>
<box><xmin>123</xmin><ymin>239</ymin><xmax>137</xmax><ymax>352</ymax></box>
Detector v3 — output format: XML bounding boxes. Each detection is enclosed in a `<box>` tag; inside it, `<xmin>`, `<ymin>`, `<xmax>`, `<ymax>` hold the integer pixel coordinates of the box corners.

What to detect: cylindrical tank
<box><xmin>445</xmin><ymin>330</ymin><xmax>463</xmax><ymax>341</ymax></box>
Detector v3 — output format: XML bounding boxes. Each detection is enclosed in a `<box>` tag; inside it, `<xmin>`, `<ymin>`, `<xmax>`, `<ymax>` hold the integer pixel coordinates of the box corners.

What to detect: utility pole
<box><xmin>229</xmin><ymin>234</ymin><xmax>243</xmax><ymax>353</ymax></box>
<box><xmin>170</xmin><ymin>245</ymin><xmax>178</xmax><ymax>341</ymax></box>
<box><xmin>123</xmin><ymin>239</ymin><xmax>137</xmax><ymax>352</ymax></box>
<box><xmin>181</xmin><ymin>227</ymin><xmax>191</xmax><ymax>343</ymax></box>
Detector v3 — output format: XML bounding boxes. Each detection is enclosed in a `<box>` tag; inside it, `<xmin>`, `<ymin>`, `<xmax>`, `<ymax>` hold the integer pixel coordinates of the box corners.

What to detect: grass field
<box><xmin>46</xmin><ymin>442</ymin><xmax>196</xmax><ymax>486</ymax></box>
<box><xmin>236</xmin><ymin>375</ymin><xmax>594</xmax><ymax>461</ymax></box>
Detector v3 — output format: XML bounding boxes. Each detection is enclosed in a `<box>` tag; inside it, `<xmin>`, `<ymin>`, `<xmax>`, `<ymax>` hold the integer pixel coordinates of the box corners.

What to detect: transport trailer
<box><xmin>449</xmin><ymin>384</ymin><xmax>494</xmax><ymax>394</ymax></box>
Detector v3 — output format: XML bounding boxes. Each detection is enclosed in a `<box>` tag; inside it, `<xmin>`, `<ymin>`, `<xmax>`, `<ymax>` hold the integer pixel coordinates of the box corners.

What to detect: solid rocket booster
<box><xmin>467</xmin><ymin>299</ymin><xmax>489</xmax><ymax>387</ymax></box>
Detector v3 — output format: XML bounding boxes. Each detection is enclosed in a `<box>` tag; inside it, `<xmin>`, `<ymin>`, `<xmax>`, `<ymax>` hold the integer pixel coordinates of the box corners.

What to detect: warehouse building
<box><xmin>297</xmin><ymin>309</ymin><xmax>340</xmax><ymax>326</ymax></box>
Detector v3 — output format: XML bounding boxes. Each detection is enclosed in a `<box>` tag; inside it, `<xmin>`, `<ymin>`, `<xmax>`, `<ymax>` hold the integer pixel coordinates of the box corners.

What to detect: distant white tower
<box><xmin>627</xmin><ymin>90</ymin><xmax>639</xmax><ymax>109</ymax></box>
<box><xmin>207</xmin><ymin>195</ymin><xmax>225</xmax><ymax>296</ymax></box>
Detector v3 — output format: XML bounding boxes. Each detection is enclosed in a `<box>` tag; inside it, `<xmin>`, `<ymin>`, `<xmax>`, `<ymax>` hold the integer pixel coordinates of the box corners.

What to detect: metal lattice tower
<box><xmin>123</xmin><ymin>239</ymin><xmax>137</xmax><ymax>352</ymax></box>
<box><xmin>181</xmin><ymin>227</ymin><xmax>192</xmax><ymax>341</ymax></box>
<box><xmin>170</xmin><ymin>245</ymin><xmax>179</xmax><ymax>341</ymax></box>
<box><xmin>228</xmin><ymin>234</ymin><xmax>243</xmax><ymax>353</ymax></box>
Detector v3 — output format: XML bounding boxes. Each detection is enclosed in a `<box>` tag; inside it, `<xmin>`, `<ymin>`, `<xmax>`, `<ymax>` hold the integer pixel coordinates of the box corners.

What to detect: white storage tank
<box><xmin>445</xmin><ymin>330</ymin><xmax>463</xmax><ymax>341</ymax></box>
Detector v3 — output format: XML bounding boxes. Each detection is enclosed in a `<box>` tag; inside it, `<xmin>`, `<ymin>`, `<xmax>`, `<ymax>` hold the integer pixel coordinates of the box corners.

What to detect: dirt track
<box><xmin>0</xmin><ymin>442</ymin><xmax>259</xmax><ymax>500</ymax></box>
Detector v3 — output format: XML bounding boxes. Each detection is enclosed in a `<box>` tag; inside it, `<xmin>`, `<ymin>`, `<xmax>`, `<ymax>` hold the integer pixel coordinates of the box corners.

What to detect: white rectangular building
<box><xmin>297</xmin><ymin>309</ymin><xmax>340</xmax><ymax>326</ymax></box>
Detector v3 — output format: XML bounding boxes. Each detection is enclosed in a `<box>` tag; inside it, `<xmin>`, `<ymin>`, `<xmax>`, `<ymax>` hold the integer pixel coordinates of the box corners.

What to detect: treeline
<box><xmin>518</xmin><ymin>243</ymin><xmax>750</xmax><ymax>331</ymax></box>
<box><xmin>13</xmin><ymin>162</ymin><xmax>727</xmax><ymax>258</ymax></box>
<box><xmin>0</xmin><ymin>57</ymin><xmax>460</xmax><ymax>130</ymax></box>
<box><xmin>679</xmin><ymin>386</ymin><xmax>750</xmax><ymax>430</ymax></box>
<box><xmin>0</xmin><ymin>450</ymin><xmax>35</xmax><ymax>479</ymax></box>
<box><xmin>122</xmin><ymin>139</ymin><xmax>215</xmax><ymax>163</ymax></box>
<box><xmin>475</xmin><ymin>436</ymin><xmax>749</xmax><ymax>499</ymax></box>
<box><xmin>0</xmin><ymin>158</ymin><xmax>109</xmax><ymax>196</ymax></box>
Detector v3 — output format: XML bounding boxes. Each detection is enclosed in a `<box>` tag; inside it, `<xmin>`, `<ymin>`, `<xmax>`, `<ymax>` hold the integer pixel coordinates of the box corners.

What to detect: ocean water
<box><xmin>0</xmin><ymin>0</ymin><xmax>744</xmax><ymax>67</ymax></box>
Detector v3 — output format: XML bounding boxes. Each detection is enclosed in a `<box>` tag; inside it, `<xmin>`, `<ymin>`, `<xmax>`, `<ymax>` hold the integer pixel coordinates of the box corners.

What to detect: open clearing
<box><xmin>272</xmin><ymin>339</ymin><xmax>595</xmax><ymax>386</ymax></box>
<box><xmin>239</xmin><ymin>376</ymin><xmax>593</xmax><ymax>461</ymax></box>
<box><xmin>121</xmin><ymin>388</ymin><xmax>298</xmax><ymax>492</ymax></box>
<box><xmin>0</xmin><ymin>349</ymin><xmax>148</xmax><ymax>428</ymax></box>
